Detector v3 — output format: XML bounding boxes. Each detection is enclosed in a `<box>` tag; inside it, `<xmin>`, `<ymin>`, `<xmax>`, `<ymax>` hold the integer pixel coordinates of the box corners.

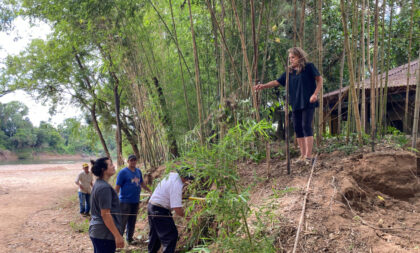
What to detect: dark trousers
<box><xmin>292</xmin><ymin>107</ymin><xmax>315</xmax><ymax>138</ymax></box>
<box><xmin>120</xmin><ymin>202</ymin><xmax>139</xmax><ymax>241</ymax></box>
<box><xmin>90</xmin><ymin>237</ymin><xmax>116</xmax><ymax>253</ymax></box>
<box><xmin>148</xmin><ymin>203</ymin><xmax>178</xmax><ymax>253</ymax></box>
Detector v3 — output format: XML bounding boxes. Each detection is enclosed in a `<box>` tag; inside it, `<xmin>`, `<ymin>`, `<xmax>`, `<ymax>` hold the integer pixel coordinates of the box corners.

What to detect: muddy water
<box><xmin>0</xmin><ymin>161</ymin><xmax>85</xmax><ymax>251</ymax></box>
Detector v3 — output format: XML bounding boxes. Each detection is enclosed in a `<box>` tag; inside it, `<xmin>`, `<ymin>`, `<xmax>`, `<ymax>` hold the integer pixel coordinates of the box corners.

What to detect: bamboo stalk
<box><xmin>292</xmin><ymin>155</ymin><xmax>318</xmax><ymax>253</ymax></box>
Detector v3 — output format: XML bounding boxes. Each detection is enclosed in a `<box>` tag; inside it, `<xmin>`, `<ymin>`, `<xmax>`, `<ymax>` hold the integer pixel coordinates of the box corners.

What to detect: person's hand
<box><xmin>310</xmin><ymin>94</ymin><xmax>318</xmax><ymax>103</ymax></box>
<box><xmin>254</xmin><ymin>83</ymin><xmax>265</xmax><ymax>91</ymax></box>
<box><xmin>115</xmin><ymin>234</ymin><xmax>125</xmax><ymax>248</ymax></box>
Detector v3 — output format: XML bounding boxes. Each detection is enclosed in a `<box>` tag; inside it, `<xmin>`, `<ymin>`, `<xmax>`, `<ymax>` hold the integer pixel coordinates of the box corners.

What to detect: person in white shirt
<box><xmin>75</xmin><ymin>163</ymin><xmax>94</xmax><ymax>216</ymax></box>
<box><xmin>147</xmin><ymin>167</ymin><xmax>194</xmax><ymax>253</ymax></box>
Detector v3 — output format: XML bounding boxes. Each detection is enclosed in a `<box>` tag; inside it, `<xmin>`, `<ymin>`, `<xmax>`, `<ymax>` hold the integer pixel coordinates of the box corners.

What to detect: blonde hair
<box><xmin>288</xmin><ymin>47</ymin><xmax>308</xmax><ymax>74</ymax></box>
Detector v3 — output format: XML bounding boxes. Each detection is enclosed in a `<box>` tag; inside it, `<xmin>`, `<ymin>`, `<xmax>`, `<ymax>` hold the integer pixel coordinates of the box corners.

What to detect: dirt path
<box><xmin>0</xmin><ymin>162</ymin><xmax>92</xmax><ymax>253</ymax></box>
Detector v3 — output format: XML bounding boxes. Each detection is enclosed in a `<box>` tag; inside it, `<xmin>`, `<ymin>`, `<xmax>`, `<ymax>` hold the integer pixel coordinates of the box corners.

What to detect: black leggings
<box><xmin>292</xmin><ymin>107</ymin><xmax>315</xmax><ymax>138</ymax></box>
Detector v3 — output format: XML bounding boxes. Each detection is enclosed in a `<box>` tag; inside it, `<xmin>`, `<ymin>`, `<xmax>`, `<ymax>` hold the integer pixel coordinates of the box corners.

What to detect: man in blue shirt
<box><xmin>115</xmin><ymin>154</ymin><xmax>151</xmax><ymax>244</ymax></box>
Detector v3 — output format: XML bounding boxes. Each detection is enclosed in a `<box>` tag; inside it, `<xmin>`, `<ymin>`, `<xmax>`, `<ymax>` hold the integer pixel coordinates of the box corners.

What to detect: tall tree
<box><xmin>371</xmin><ymin>0</ymin><xmax>380</xmax><ymax>151</ymax></box>
<box><xmin>404</xmin><ymin>0</ymin><xmax>415</xmax><ymax>133</ymax></box>
<box><xmin>187</xmin><ymin>0</ymin><xmax>205</xmax><ymax>145</ymax></box>
<box><xmin>361</xmin><ymin>0</ymin><xmax>366</xmax><ymax>132</ymax></box>
<box><xmin>299</xmin><ymin>0</ymin><xmax>306</xmax><ymax>48</ymax></box>
<box><xmin>382</xmin><ymin>0</ymin><xmax>394</xmax><ymax>129</ymax></box>
<box><xmin>412</xmin><ymin>51</ymin><xmax>420</xmax><ymax>150</ymax></box>
<box><xmin>340</xmin><ymin>0</ymin><xmax>363</xmax><ymax>144</ymax></box>
<box><xmin>317</xmin><ymin>0</ymin><xmax>323</xmax><ymax>142</ymax></box>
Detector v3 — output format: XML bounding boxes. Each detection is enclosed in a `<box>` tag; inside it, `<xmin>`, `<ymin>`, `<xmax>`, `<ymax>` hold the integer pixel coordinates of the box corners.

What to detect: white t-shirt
<box><xmin>149</xmin><ymin>172</ymin><xmax>184</xmax><ymax>209</ymax></box>
<box><xmin>75</xmin><ymin>171</ymin><xmax>93</xmax><ymax>194</ymax></box>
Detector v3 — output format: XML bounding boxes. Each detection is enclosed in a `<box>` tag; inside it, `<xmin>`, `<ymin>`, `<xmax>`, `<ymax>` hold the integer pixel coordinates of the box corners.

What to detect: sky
<box><xmin>0</xmin><ymin>17</ymin><xmax>82</xmax><ymax>127</ymax></box>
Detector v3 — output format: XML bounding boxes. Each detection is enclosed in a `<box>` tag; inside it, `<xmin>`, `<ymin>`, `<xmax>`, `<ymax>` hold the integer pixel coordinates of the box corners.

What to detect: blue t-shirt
<box><xmin>277</xmin><ymin>62</ymin><xmax>320</xmax><ymax>111</ymax></box>
<box><xmin>116</xmin><ymin>167</ymin><xmax>144</xmax><ymax>203</ymax></box>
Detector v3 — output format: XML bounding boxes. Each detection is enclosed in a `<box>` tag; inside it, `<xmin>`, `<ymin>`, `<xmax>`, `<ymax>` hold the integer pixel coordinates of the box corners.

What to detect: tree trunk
<box><xmin>153</xmin><ymin>77</ymin><xmax>179</xmax><ymax>157</ymax></box>
<box><xmin>378</xmin><ymin>1</ymin><xmax>386</xmax><ymax>133</ymax></box>
<box><xmin>90</xmin><ymin>104</ymin><xmax>111</xmax><ymax>158</ymax></box>
<box><xmin>293</xmin><ymin>0</ymin><xmax>297</xmax><ymax>46</ymax></box>
<box><xmin>340</xmin><ymin>0</ymin><xmax>363</xmax><ymax>145</ymax></box>
<box><xmin>169</xmin><ymin>0</ymin><xmax>193</xmax><ymax>130</ymax></box>
<box><xmin>112</xmin><ymin>76</ymin><xmax>124</xmax><ymax>167</ymax></box>
<box><xmin>219</xmin><ymin>0</ymin><xmax>226</xmax><ymax>140</ymax></box>
<box><xmin>299</xmin><ymin>0</ymin><xmax>306</xmax><ymax>48</ymax></box>
<box><xmin>121</xmin><ymin>122</ymin><xmax>140</xmax><ymax>160</ymax></box>
<box><xmin>187</xmin><ymin>0</ymin><xmax>205</xmax><ymax>145</ymax></box>
<box><xmin>411</xmin><ymin>51</ymin><xmax>420</xmax><ymax>150</ymax></box>
<box><xmin>404</xmin><ymin>0</ymin><xmax>415</xmax><ymax>133</ymax></box>
<box><xmin>371</xmin><ymin>0</ymin><xmax>379</xmax><ymax>151</ymax></box>
<box><xmin>231</xmin><ymin>0</ymin><xmax>260</xmax><ymax>121</ymax></box>
<box><xmin>338</xmin><ymin>52</ymin><xmax>345</xmax><ymax>135</ymax></box>
<box><xmin>317</xmin><ymin>0</ymin><xmax>323</xmax><ymax>142</ymax></box>
<box><xmin>361</xmin><ymin>0</ymin><xmax>366</xmax><ymax>132</ymax></box>
<box><xmin>383</xmin><ymin>0</ymin><xmax>394</xmax><ymax>129</ymax></box>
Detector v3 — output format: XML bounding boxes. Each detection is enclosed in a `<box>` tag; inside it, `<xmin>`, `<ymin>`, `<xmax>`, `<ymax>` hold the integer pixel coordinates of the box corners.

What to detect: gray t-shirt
<box><xmin>89</xmin><ymin>179</ymin><xmax>123</xmax><ymax>240</ymax></box>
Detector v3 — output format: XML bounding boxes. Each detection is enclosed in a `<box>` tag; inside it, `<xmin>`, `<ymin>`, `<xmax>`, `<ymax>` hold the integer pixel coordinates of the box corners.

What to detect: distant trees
<box><xmin>0</xmin><ymin>101</ymin><xmax>112</xmax><ymax>157</ymax></box>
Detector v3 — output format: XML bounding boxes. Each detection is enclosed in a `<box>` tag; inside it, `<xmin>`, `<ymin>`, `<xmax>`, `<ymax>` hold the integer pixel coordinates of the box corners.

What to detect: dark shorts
<box><xmin>292</xmin><ymin>107</ymin><xmax>315</xmax><ymax>138</ymax></box>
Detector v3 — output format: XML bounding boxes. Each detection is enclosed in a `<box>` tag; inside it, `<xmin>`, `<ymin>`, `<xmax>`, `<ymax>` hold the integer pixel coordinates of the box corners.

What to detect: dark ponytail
<box><xmin>91</xmin><ymin>157</ymin><xmax>110</xmax><ymax>178</ymax></box>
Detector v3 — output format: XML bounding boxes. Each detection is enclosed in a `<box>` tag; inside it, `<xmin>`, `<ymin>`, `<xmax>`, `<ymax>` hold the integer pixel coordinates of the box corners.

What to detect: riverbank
<box><xmin>0</xmin><ymin>149</ymin><xmax>87</xmax><ymax>162</ymax></box>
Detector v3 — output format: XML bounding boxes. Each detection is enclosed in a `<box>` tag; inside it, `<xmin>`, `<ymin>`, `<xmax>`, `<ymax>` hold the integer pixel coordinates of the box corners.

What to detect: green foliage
<box><xmin>384</xmin><ymin>126</ymin><xmax>410</xmax><ymax>148</ymax></box>
<box><xmin>169</xmin><ymin>120</ymin><xmax>276</xmax><ymax>252</ymax></box>
<box><xmin>69</xmin><ymin>219</ymin><xmax>89</xmax><ymax>233</ymax></box>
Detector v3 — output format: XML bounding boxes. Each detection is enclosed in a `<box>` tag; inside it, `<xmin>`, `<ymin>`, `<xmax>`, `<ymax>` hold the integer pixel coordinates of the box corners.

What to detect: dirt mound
<box><xmin>350</xmin><ymin>151</ymin><xmax>419</xmax><ymax>200</ymax></box>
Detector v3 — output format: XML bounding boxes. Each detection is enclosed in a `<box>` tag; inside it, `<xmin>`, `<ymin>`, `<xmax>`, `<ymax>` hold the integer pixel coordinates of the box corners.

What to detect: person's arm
<box><xmin>310</xmin><ymin>76</ymin><xmax>323</xmax><ymax>103</ymax></box>
<box><xmin>254</xmin><ymin>80</ymin><xmax>281</xmax><ymax>91</ymax></box>
<box><xmin>172</xmin><ymin>207</ymin><xmax>185</xmax><ymax>217</ymax></box>
<box><xmin>115</xmin><ymin>185</ymin><xmax>121</xmax><ymax>194</ymax></box>
<box><xmin>75</xmin><ymin>176</ymin><xmax>86</xmax><ymax>192</ymax></box>
<box><xmin>140</xmin><ymin>182</ymin><xmax>151</xmax><ymax>193</ymax></box>
<box><xmin>101</xmin><ymin>209</ymin><xmax>124</xmax><ymax>248</ymax></box>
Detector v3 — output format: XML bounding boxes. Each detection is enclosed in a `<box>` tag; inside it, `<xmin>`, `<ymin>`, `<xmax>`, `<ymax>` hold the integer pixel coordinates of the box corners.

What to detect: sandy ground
<box><xmin>0</xmin><ymin>162</ymin><xmax>93</xmax><ymax>253</ymax></box>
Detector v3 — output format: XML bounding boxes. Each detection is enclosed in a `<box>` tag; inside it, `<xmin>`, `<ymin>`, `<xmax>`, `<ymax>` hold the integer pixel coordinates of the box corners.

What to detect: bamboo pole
<box><xmin>411</xmin><ymin>51</ymin><xmax>420</xmax><ymax>150</ymax></box>
<box><xmin>292</xmin><ymin>155</ymin><xmax>318</xmax><ymax>253</ymax></box>
<box><xmin>404</xmin><ymin>0</ymin><xmax>415</xmax><ymax>133</ymax></box>
<box><xmin>340</xmin><ymin>0</ymin><xmax>363</xmax><ymax>145</ymax></box>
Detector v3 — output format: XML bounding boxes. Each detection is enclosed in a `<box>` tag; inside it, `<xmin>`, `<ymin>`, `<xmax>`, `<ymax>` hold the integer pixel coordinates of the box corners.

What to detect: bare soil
<box><xmin>0</xmin><ymin>162</ymin><xmax>92</xmax><ymax>253</ymax></box>
<box><xmin>240</xmin><ymin>144</ymin><xmax>420</xmax><ymax>252</ymax></box>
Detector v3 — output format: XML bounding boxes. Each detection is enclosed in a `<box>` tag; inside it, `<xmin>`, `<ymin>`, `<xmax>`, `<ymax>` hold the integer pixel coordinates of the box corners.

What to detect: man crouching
<box><xmin>147</xmin><ymin>167</ymin><xmax>194</xmax><ymax>253</ymax></box>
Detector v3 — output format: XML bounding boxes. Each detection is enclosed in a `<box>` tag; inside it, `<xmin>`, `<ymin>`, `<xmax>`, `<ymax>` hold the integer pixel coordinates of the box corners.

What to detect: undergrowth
<box><xmin>167</xmin><ymin>120</ymin><xmax>278</xmax><ymax>252</ymax></box>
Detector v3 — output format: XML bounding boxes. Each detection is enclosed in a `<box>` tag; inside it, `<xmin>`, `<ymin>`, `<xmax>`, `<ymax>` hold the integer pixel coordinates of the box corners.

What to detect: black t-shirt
<box><xmin>276</xmin><ymin>62</ymin><xmax>320</xmax><ymax>111</ymax></box>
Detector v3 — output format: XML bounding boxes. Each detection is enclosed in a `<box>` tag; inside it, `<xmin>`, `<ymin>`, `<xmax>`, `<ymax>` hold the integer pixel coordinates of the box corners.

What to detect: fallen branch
<box><xmin>292</xmin><ymin>155</ymin><xmax>318</xmax><ymax>253</ymax></box>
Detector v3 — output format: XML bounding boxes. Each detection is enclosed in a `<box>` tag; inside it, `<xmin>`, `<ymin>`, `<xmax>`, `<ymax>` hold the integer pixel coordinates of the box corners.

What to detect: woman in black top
<box><xmin>255</xmin><ymin>47</ymin><xmax>323</xmax><ymax>164</ymax></box>
<box><xmin>89</xmin><ymin>157</ymin><xmax>124</xmax><ymax>252</ymax></box>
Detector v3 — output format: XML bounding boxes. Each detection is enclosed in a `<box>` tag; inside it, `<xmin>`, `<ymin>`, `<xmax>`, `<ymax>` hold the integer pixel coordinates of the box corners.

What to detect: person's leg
<box><xmin>126</xmin><ymin>203</ymin><xmax>139</xmax><ymax>242</ymax></box>
<box><xmin>157</xmin><ymin>217</ymin><xmax>178</xmax><ymax>253</ymax></box>
<box><xmin>90</xmin><ymin>237</ymin><xmax>98</xmax><ymax>253</ymax></box>
<box><xmin>148</xmin><ymin>204</ymin><xmax>162</xmax><ymax>253</ymax></box>
<box><xmin>85</xmin><ymin>194</ymin><xmax>91</xmax><ymax>214</ymax></box>
<box><xmin>150</xmin><ymin>206</ymin><xmax>177</xmax><ymax>253</ymax></box>
<box><xmin>292</xmin><ymin>110</ymin><xmax>305</xmax><ymax>158</ymax></box>
<box><xmin>296</xmin><ymin>138</ymin><xmax>306</xmax><ymax>159</ymax></box>
<box><xmin>78</xmin><ymin>192</ymin><xmax>85</xmax><ymax>214</ymax></box>
<box><xmin>119</xmin><ymin>202</ymin><xmax>130</xmax><ymax>239</ymax></box>
<box><xmin>90</xmin><ymin>237</ymin><xmax>116</xmax><ymax>253</ymax></box>
<box><xmin>302</xmin><ymin>108</ymin><xmax>315</xmax><ymax>159</ymax></box>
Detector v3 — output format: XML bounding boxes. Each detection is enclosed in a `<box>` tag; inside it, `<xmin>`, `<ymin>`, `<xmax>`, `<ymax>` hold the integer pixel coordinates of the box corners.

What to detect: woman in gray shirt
<box><xmin>89</xmin><ymin>157</ymin><xmax>124</xmax><ymax>252</ymax></box>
